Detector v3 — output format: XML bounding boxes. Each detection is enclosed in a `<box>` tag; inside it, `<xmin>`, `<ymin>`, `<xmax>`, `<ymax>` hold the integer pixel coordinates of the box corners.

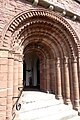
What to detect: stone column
<box><xmin>41</xmin><ymin>60</ymin><xmax>46</xmax><ymax>91</ymax></box>
<box><xmin>72</xmin><ymin>56</ymin><xmax>79</xmax><ymax>110</ymax></box>
<box><xmin>0</xmin><ymin>48</ymin><xmax>8</xmax><ymax>120</ymax></box>
<box><xmin>13</xmin><ymin>53</ymin><xmax>19</xmax><ymax>118</ymax></box>
<box><xmin>49</xmin><ymin>59</ymin><xmax>54</xmax><ymax>93</ymax></box>
<box><xmin>51</xmin><ymin>59</ymin><xmax>56</xmax><ymax>94</ymax></box>
<box><xmin>55</xmin><ymin>57</ymin><xmax>62</xmax><ymax>99</ymax></box>
<box><xmin>18</xmin><ymin>54</ymin><xmax>23</xmax><ymax>92</ymax></box>
<box><xmin>46</xmin><ymin>58</ymin><xmax>50</xmax><ymax>93</ymax></box>
<box><xmin>6</xmin><ymin>51</ymin><xmax>14</xmax><ymax>120</ymax></box>
<box><xmin>41</xmin><ymin>59</ymin><xmax>47</xmax><ymax>91</ymax></box>
<box><xmin>64</xmin><ymin>56</ymin><xmax>71</xmax><ymax>105</ymax></box>
<box><xmin>77</xmin><ymin>52</ymin><xmax>80</xmax><ymax>114</ymax></box>
<box><xmin>77</xmin><ymin>52</ymin><xmax>80</xmax><ymax>100</ymax></box>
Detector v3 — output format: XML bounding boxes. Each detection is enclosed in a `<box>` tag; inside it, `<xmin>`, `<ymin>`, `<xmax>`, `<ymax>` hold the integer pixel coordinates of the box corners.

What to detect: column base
<box><xmin>73</xmin><ymin>100</ymin><xmax>79</xmax><ymax>111</ymax></box>
<box><xmin>55</xmin><ymin>95</ymin><xmax>62</xmax><ymax>100</ymax></box>
<box><xmin>78</xmin><ymin>108</ymin><xmax>80</xmax><ymax>116</ymax></box>
<box><xmin>47</xmin><ymin>90</ymin><xmax>50</xmax><ymax>94</ymax></box>
<box><xmin>73</xmin><ymin>106</ymin><xmax>79</xmax><ymax>111</ymax></box>
<box><xmin>64</xmin><ymin>98</ymin><xmax>71</xmax><ymax>105</ymax></box>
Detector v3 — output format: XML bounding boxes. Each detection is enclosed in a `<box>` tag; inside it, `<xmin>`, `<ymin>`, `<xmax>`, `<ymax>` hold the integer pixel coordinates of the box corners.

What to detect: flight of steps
<box><xmin>18</xmin><ymin>91</ymin><xmax>80</xmax><ymax>120</ymax></box>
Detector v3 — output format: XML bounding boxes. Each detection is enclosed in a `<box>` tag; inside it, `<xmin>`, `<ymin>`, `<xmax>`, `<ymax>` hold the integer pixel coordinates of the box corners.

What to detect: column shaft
<box><xmin>64</xmin><ymin>57</ymin><xmax>71</xmax><ymax>104</ymax></box>
<box><xmin>55</xmin><ymin>58</ymin><xmax>62</xmax><ymax>99</ymax></box>
<box><xmin>72</xmin><ymin>56</ymin><xmax>79</xmax><ymax>110</ymax></box>
<box><xmin>46</xmin><ymin>59</ymin><xmax>50</xmax><ymax>93</ymax></box>
<box><xmin>18</xmin><ymin>55</ymin><xmax>23</xmax><ymax>92</ymax></box>
<box><xmin>77</xmin><ymin>55</ymin><xmax>80</xmax><ymax>100</ymax></box>
<box><xmin>0</xmin><ymin>49</ymin><xmax>8</xmax><ymax>120</ymax></box>
<box><xmin>13</xmin><ymin>53</ymin><xmax>19</xmax><ymax>119</ymax></box>
<box><xmin>40</xmin><ymin>60</ymin><xmax>45</xmax><ymax>91</ymax></box>
<box><xmin>41</xmin><ymin>60</ymin><xmax>46</xmax><ymax>91</ymax></box>
<box><xmin>6</xmin><ymin>52</ymin><xmax>14</xmax><ymax>120</ymax></box>
<box><xmin>50</xmin><ymin>59</ymin><xmax>55</xmax><ymax>93</ymax></box>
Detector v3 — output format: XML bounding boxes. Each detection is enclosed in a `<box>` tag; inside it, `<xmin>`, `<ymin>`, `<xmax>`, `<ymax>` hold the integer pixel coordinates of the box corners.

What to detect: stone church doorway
<box><xmin>1</xmin><ymin>9</ymin><xmax>80</xmax><ymax>120</ymax></box>
<box><xmin>23</xmin><ymin>52</ymin><xmax>40</xmax><ymax>90</ymax></box>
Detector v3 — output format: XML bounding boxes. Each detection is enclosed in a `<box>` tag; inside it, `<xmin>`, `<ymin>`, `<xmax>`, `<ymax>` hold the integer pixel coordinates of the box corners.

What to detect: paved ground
<box><xmin>18</xmin><ymin>90</ymin><xmax>80</xmax><ymax>120</ymax></box>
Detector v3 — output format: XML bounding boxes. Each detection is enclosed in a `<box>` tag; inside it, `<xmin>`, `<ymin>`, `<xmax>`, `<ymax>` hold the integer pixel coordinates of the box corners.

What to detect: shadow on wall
<box><xmin>14</xmin><ymin>0</ymin><xmax>33</xmax><ymax>4</ymax></box>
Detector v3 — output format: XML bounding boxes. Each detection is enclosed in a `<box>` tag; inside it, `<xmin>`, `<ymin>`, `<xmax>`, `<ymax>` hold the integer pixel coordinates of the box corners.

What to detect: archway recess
<box><xmin>23</xmin><ymin>51</ymin><xmax>40</xmax><ymax>89</ymax></box>
<box><xmin>1</xmin><ymin>9</ymin><xmax>80</xmax><ymax>119</ymax></box>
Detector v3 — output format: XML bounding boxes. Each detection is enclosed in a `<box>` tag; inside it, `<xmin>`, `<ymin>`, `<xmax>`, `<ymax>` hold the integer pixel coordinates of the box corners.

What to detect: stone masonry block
<box><xmin>0</xmin><ymin>73</ymin><xmax>7</xmax><ymax>81</ymax></box>
<box><xmin>7</xmin><ymin>80</ymin><xmax>13</xmax><ymax>88</ymax></box>
<box><xmin>0</xmin><ymin>98</ymin><xmax>6</xmax><ymax>106</ymax></box>
<box><xmin>0</xmin><ymin>89</ymin><xmax>7</xmax><ymax>97</ymax></box>
<box><xmin>8</xmin><ymin>66</ymin><xmax>13</xmax><ymax>72</ymax></box>
<box><xmin>0</xmin><ymin>112</ymin><xmax>6</xmax><ymax>120</ymax></box>
<box><xmin>0</xmin><ymin>80</ymin><xmax>7</xmax><ymax>89</ymax></box>
<box><xmin>1</xmin><ymin>65</ymin><xmax>8</xmax><ymax>72</ymax></box>
<box><xmin>8</xmin><ymin>74</ymin><xmax>13</xmax><ymax>81</ymax></box>
<box><xmin>0</xmin><ymin>51</ymin><xmax>8</xmax><ymax>58</ymax></box>
<box><xmin>0</xmin><ymin>58</ymin><xmax>8</xmax><ymax>65</ymax></box>
<box><xmin>7</xmin><ymin>103</ymin><xmax>12</xmax><ymax>110</ymax></box>
<box><xmin>7</xmin><ymin>88</ymin><xmax>13</xmax><ymax>96</ymax></box>
<box><xmin>0</xmin><ymin>105</ymin><xmax>6</xmax><ymax>111</ymax></box>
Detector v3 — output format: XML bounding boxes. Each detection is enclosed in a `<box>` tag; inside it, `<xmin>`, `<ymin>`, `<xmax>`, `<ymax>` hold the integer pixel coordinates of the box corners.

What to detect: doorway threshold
<box><xmin>23</xmin><ymin>86</ymin><xmax>40</xmax><ymax>91</ymax></box>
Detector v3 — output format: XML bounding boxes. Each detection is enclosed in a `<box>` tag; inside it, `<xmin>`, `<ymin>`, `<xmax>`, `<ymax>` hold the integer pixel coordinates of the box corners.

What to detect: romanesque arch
<box><xmin>1</xmin><ymin>8</ymin><xmax>80</xmax><ymax>119</ymax></box>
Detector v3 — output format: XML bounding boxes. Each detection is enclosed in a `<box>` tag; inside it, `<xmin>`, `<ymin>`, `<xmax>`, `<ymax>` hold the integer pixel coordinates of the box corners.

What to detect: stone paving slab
<box><xmin>18</xmin><ymin>91</ymin><xmax>80</xmax><ymax>120</ymax></box>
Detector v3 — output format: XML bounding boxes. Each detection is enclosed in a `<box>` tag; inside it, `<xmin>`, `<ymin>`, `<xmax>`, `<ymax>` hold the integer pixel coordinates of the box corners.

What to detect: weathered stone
<box><xmin>0</xmin><ymin>0</ymin><xmax>80</xmax><ymax>120</ymax></box>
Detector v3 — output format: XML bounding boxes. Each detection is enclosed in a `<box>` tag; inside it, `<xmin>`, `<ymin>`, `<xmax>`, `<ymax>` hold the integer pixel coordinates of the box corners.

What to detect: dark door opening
<box><xmin>23</xmin><ymin>52</ymin><xmax>40</xmax><ymax>90</ymax></box>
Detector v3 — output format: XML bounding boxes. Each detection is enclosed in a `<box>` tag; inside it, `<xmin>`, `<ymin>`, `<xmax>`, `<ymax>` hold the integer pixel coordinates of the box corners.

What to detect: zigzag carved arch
<box><xmin>2</xmin><ymin>9</ymin><xmax>80</xmax><ymax>56</ymax></box>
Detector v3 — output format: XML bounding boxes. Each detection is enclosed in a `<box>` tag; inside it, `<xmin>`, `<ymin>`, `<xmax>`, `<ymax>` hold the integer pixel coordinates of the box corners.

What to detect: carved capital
<box><xmin>71</xmin><ymin>55</ymin><xmax>77</xmax><ymax>63</ymax></box>
<box><xmin>64</xmin><ymin>56</ymin><xmax>68</xmax><ymax>64</ymax></box>
<box><xmin>0</xmin><ymin>47</ymin><xmax>9</xmax><ymax>58</ymax></box>
<box><xmin>14</xmin><ymin>53</ymin><xmax>20</xmax><ymax>61</ymax></box>
<box><xmin>8</xmin><ymin>50</ymin><xmax>14</xmax><ymax>59</ymax></box>
<box><xmin>56</xmin><ymin>57</ymin><xmax>60</xmax><ymax>64</ymax></box>
<box><xmin>18</xmin><ymin>54</ymin><xmax>23</xmax><ymax>62</ymax></box>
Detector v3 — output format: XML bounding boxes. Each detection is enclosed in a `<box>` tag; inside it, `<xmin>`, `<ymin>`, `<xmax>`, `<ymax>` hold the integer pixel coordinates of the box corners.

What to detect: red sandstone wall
<box><xmin>65</xmin><ymin>18</ymin><xmax>80</xmax><ymax>40</ymax></box>
<box><xmin>0</xmin><ymin>1</ymin><xmax>80</xmax><ymax>119</ymax></box>
<box><xmin>0</xmin><ymin>0</ymin><xmax>32</xmax><ymax>31</ymax></box>
<box><xmin>0</xmin><ymin>0</ymin><xmax>80</xmax><ymax>44</ymax></box>
<box><xmin>0</xmin><ymin>0</ymin><xmax>38</xmax><ymax>45</ymax></box>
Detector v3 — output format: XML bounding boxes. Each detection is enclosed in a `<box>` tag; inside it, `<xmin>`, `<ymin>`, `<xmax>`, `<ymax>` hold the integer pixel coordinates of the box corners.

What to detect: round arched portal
<box><xmin>3</xmin><ymin>9</ymin><xmax>80</xmax><ymax>112</ymax></box>
<box><xmin>23</xmin><ymin>41</ymin><xmax>55</xmax><ymax>92</ymax></box>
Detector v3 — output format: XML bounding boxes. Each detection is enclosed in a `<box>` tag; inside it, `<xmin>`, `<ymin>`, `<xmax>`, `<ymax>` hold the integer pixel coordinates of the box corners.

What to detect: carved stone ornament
<box><xmin>2</xmin><ymin>9</ymin><xmax>80</xmax><ymax>56</ymax></box>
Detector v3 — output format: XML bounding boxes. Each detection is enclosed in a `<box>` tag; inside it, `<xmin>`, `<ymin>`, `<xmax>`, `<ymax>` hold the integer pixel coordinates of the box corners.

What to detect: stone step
<box><xmin>18</xmin><ymin>91</ymin><xmax>80</xmax><ymax>120</ymax></box>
